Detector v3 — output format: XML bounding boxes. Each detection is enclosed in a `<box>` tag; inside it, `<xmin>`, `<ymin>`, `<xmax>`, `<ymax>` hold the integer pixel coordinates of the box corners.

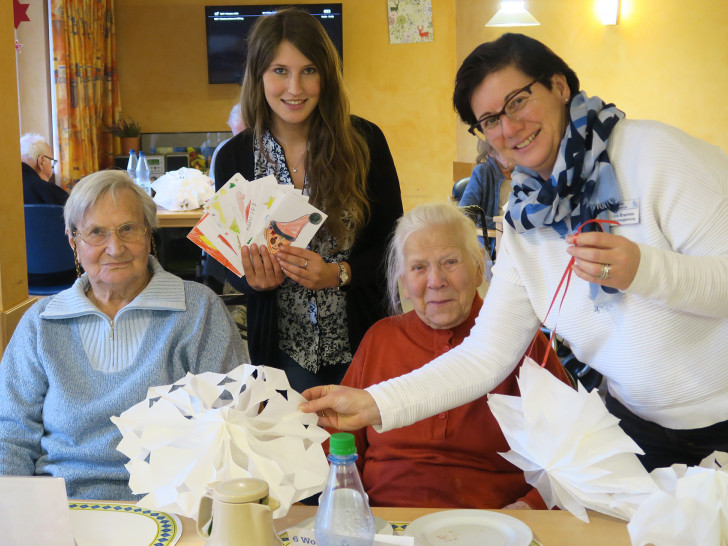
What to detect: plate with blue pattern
<box><xmin>68</xmin><ymin>502</ymin><xmax>182</xmax><ymax>546</ymax></box>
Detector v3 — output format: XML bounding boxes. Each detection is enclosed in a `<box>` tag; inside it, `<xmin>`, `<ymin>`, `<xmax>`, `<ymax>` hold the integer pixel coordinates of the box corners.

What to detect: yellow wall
<box><xmin>455</xmin><ymin>0</ymin><xmax>728</xmax><ymax>162</ymax></box>
<box><xmin>115</xmin><ymin>0</ymin><xmax>458</xmax><ymax>210</ymax></box>
<box><xmin>17</xmin><ymin>0</ymin><xmax>53</xmax><ymax>141</ymax></box>
<box><xmin>1</xmin><ymin>12</ymin><xmax>36</xmax><ymax>353</ymax></box>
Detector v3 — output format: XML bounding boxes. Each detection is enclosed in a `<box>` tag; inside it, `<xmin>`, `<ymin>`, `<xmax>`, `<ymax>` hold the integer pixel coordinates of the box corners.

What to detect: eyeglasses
<box><xmin>74</xmin><ymin>222</ymin><xmax>148</xmax><ymax>246</ymax></box>
<box><xmin>468</xmin><ymin>79</ymin><xmax>541</xmax><ymax>141</ymax></box>
<box><xmin>43</xmin><ymin>155</ymin><xmax>58</xmax><ymax>167</ymax></box>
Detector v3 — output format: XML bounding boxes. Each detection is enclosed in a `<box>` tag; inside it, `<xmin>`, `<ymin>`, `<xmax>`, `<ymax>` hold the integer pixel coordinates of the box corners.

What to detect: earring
<box><xmin>151</xmin><ymin>235</ymin><xmax>158</xmax><ymax>259</ymax></box>
<box><xmin>72</xmin><ymin>243</ymin><xmax>82</xmax><ymax>278</ymax></box>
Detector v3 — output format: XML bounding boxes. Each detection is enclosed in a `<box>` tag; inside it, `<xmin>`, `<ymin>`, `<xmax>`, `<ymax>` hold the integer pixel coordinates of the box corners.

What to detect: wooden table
<box><xmin>174</xmin><ymin>504</ymin><xmax>630</xmax><ymax>545</ymax></box>
<box><xmin>154</xmin><ymin>208</ymin><xmax>205</xmax><ymax>279</ymax></box>
<box><xmin>156</xmin><ymin>207</ymin><xmax>204</xmax><ymax>228</ymax></box>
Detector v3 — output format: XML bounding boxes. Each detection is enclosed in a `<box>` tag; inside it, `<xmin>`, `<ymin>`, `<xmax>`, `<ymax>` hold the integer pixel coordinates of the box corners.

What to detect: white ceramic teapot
<box><xmin>197</xmin><ymin>478</ymin><xmax>283</xmax><ymax>546</ymax></box>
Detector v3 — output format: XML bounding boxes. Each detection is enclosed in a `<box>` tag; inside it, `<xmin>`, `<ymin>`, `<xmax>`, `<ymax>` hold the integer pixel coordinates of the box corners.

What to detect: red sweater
<box><xmin>339</xmin><ymin>294</ymin><xmax>569</xmax><ymax>509</ymax></box>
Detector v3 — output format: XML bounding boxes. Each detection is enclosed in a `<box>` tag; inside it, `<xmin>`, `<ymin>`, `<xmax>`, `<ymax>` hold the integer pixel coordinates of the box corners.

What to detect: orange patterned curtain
<box><xmin>51</xmin><ymin>0</ymin><xmax>121</xmax><ymax>191</ymax></box>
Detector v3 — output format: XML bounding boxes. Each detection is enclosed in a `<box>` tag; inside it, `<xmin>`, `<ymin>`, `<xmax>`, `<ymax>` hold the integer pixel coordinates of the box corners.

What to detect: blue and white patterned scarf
<box><xmin>505</xmin><ymin>92</ymin><xmax>625</xmax><ymax>308</ymax></box>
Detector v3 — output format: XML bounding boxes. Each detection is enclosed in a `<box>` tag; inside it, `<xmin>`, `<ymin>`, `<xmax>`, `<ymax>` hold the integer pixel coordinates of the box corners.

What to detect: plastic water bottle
<box><xmin>126</xmin><ymin>149</ymin><xmax>138</xmax><ymax>181</ymax></box>
<box><xmin>315</xmin><ymin>433</ymin><xmax>375</xmax><ymax>546</ymax></box>
<box><xmin>135</xmin><ymin>151</ymin><xmax>152</xmax><ymax>196</ymax></box>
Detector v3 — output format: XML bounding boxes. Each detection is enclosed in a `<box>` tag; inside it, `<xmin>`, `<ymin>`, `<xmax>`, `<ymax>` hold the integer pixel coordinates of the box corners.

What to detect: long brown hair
<box><xmin>240</xmin><ymin>8</ymin><xmax>370</xmax><ymax>249</ymax></box>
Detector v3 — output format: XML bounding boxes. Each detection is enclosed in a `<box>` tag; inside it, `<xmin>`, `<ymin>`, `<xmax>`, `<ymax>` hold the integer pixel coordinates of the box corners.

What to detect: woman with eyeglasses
<box><xmin>302</xmin><ymin>33</ymin><xmax>728</xmax><ymax>473</ymax></box>
<box><xmin>0</xmin><ymin>170</ymin><xmax>248</xmax><ymax>500</ymax></box>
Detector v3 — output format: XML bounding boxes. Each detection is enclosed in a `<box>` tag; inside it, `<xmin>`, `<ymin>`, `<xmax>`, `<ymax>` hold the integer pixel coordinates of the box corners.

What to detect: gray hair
<box><xmin>386</xmin><ymin>202</ymin><xmax>485</xmax><ymax>314</ymax></box>
<box><xmin>64</xmin><ymin>170</ymin><xmax>158</xmax><ymax>234</ymax></box>
<box><xmin>20</xmin><ymin>133</ymin><xmax>50</xmax><ymax>164</ymax></box>
<box><xmin>227</xmin><ymin>103</ymin><xmax>244</xmax><ymax>133</ymax></box>
<box><xmin>476</xmin><ymin>139</ymin><xmax>495</xmax><ymax>164</ymax></box>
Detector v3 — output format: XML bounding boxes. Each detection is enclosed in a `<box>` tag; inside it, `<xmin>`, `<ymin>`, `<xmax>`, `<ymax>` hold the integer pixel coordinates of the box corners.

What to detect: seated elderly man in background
<box><xmin>340</xmin><ymin>202</ymin><xmax>569</xmax><ymax>509</ymax></box>
<box><xmin>0</xmin><ymin>170</ymin><xmax>248</xmax><ymax>500</ymax></box>
<box><xmin>20</xmin><ymin>132</ymin><xmax>68</xmax><ymax>205</ymax></box>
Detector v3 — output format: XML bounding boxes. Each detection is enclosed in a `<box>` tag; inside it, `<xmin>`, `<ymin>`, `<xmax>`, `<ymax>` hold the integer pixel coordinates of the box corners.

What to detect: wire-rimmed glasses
<box><xmin>43</xmin><ymin>155</ymin><xmax>58</xmax><ymax>167</ymax></box>
<box><xmin>74</xmin><ymin>222</ymin><xmax>148</xmax><ymax>246</ymax></box>
<box><xmin>468</xmin><ymin>79</ymin><xmax>541</xmax><ymax>141</ymax></box>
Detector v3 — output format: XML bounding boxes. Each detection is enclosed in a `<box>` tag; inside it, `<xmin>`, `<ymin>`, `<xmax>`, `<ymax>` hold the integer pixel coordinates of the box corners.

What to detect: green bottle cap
<box><xmin>329</xmin><ymin>432</ymin><xmax>356</xmax><ymax>456</ymax></box>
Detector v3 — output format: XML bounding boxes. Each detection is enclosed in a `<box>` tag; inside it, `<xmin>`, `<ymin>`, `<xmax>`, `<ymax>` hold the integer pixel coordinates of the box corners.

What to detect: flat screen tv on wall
<box><xmin>205</xmin><ymin>4</ymin><xmax>343</xmax><ymax>85</ymax></box>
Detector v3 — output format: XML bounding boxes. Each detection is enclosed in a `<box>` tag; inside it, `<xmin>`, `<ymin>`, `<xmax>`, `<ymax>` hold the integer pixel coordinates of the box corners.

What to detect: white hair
<box><xmin>64</xmin><ymin>170</ymin><xmax>158</xmax><ymax>234</ymax></box>
<box><xmin>20</xmin><ymin>133</ymin><xmax>50</xmax><ymax>164</ymax></box>
<box><xmin>385</xmin><ymin>202</ymin><xmax>485</xmax><ymax>314</ymax></box>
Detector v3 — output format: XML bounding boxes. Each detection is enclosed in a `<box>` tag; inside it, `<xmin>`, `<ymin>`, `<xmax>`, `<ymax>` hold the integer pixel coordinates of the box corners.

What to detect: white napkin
<box><xmin>0</xmin><ymin>477</ymin><xmax>75</xmax><ymax>546</ymax></box>
<box><xmin>152</xmin><ymin>167</ymin><xmax>214</xmax><ymax>210</ymax></box>
<box><xmin>488</xmin><ymin>357</ymin><xmax>657</xmax><ymax>522</ymax></box>
<box><xmin>627</xmin><ymin>451</ymin><xmax>728</xmax><ymax>546</ymax></box>
<box><xmin>111</xmin><ymin>364</ymin><xmax>330</xmax><ymax>521</ymax></box>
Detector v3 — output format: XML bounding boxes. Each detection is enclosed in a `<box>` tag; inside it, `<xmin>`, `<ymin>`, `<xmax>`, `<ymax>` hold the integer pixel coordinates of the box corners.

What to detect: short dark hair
<box><xmin>453</xmin><ymin>33</ymin><xmax>580</xmax><ymax>126</ymax></box>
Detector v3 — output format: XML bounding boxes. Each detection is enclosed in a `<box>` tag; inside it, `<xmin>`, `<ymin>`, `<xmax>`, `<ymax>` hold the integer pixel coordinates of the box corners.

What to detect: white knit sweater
<box><xmin>369</xmin><ymin>119</ymin><xmax>728</xmax><ymax>431</ymax></box>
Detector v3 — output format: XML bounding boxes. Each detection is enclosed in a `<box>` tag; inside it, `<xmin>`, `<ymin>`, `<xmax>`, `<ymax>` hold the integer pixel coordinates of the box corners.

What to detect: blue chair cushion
<box><xmin>24</xmin><ymin>204</ymin><xmax>77</xmax><ymax>295</ymax></box>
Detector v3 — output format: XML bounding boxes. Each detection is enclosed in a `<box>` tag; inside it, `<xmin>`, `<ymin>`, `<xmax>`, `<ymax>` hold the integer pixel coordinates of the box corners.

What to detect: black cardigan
<box><xmin>213</xmin><ymin>116</ymin><xmax>403</xmax><ymax>367</ymax></box>
<box><xmin>22</xmin><ymin>163</ymin><xmax>68</xmax><ymax>205</ymax></box>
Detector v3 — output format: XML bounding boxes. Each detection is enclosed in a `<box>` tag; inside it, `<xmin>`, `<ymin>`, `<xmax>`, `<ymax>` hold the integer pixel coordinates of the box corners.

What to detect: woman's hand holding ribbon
<box><xmin>566</xmin><ymin>231</ymin><xmax>641</xmax><ymax>291</ymax></box>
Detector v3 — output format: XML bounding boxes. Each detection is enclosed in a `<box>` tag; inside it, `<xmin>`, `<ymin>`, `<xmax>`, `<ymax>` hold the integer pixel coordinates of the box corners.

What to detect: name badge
<box><xmin>610</xmin><ymin>199</ymin><xmax>640</xmax><ymax>225</ymax></box>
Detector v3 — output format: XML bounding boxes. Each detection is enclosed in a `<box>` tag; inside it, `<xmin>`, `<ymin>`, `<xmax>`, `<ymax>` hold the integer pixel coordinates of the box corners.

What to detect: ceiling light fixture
<box><xmin>485</xmin><ymin>1</ymin><xmax>540</xmax><ymax>27</ymax></box>
<box><xmin>597</xmin><ymin>0</ymin><xmax>620</xmax><ymax>25</ymax></box>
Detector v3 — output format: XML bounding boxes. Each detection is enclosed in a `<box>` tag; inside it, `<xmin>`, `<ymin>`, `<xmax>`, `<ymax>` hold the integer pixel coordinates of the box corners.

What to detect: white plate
<box><xmin>68</xmin><ymin>502</ymin><xmax>182</xmax><ymax>546</ymax></box>
<box><xmin>404</xmin><ymin>509</ymin><xmax>532</xmax><ymax>546</ymax></box>
<box><xmin>296</xmin><ymin>515</ymin><xmax>394</xmax><ymax>536</ymax></box>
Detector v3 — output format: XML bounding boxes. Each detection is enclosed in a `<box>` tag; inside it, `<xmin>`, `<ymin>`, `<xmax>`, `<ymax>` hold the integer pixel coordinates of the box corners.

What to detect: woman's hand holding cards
<box><xmin>276</xmin><ymin>246</ymin><xmax>341</xmax><ymax>291</ymax></box>
<box><xmin>241</xmin><ymin>244</ymin><xmax>285</xmax><ymax>291</ymax></box>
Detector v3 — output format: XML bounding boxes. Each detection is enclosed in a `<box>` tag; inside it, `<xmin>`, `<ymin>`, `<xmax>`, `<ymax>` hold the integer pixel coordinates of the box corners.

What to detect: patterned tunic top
<box><xmin>254</xmin><ymin>132</ymin><xmax>352</xmax><ymax>373</ymax></box>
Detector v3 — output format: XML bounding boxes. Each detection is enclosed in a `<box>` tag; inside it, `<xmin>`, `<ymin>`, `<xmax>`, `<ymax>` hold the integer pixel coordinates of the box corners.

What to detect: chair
<box><xmin>451</xmin><ymin>177</ymin><xmax>470</xmax><ymax>203</ymax></box>
<box><xmin>24</xmin><ymin>204</ymin><xmax>77</xmax><ymax>295</ymax></box>
<box><xmin>459</xmin><ymin>204</ymin><xmax>496</xmax><ymax>263</ymax></box>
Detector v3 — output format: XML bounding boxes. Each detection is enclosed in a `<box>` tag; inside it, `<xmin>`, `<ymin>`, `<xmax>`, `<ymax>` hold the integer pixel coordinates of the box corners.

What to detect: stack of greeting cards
<box><xmin>187</xmin><ymin>174</ymin><xmax>326</xmax><ymax>276</ymax></box>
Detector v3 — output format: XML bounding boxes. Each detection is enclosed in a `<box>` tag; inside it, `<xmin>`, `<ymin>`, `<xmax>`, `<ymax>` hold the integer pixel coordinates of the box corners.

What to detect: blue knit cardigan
<box><xmin>0</xmin><ymin>258</ymin><xmax>248</xmax><ymax>500</ymax></box>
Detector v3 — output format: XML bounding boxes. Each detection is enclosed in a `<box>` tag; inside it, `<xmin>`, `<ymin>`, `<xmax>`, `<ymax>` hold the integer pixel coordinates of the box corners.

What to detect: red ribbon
<box><xmin>533</xmin><ymin>218</ymin><xmax>620</xmax><ymax>367</ymax></box>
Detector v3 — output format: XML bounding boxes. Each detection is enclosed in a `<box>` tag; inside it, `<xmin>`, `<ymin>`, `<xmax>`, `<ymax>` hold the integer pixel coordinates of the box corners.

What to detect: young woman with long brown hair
<box><xmin>214</xmin><ymin>8</ymin><xmax>403</xmax><ymax>392</ymax></box>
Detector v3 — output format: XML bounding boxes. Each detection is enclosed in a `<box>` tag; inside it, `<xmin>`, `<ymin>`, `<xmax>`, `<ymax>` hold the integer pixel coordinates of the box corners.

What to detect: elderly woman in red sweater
<box><xmin>339</xmin><ymin>202</ymin><xmax>569</xmax><ymax>509</ymax></box>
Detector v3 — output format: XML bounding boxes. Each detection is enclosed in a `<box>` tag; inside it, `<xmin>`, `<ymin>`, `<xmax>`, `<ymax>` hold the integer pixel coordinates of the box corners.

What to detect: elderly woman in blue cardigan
<box><xmin>0</xmin><ymin>170</ymin><xmax>248</xmax><ymax>500</ymax></box>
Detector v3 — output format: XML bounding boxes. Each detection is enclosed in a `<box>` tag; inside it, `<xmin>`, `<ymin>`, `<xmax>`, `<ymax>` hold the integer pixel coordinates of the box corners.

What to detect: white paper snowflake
<box><xmin>111</xmin><ymin>364</ymin><xmax>330</xmax><ymax>520</ymax></box>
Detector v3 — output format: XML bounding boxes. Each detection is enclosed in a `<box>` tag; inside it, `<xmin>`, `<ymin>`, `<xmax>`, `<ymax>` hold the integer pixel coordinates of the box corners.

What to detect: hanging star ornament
<box><xmin>14</xmin><ymin>0</ymin><xmax>31</xmax><ymax>30</ymax></box>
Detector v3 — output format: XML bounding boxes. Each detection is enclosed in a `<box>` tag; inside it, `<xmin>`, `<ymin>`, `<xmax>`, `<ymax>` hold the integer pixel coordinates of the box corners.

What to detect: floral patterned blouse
<box><xmin>254</xmin><ymin>132</ymin><xmax>352</xmax><ymax>373</ymax></box>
